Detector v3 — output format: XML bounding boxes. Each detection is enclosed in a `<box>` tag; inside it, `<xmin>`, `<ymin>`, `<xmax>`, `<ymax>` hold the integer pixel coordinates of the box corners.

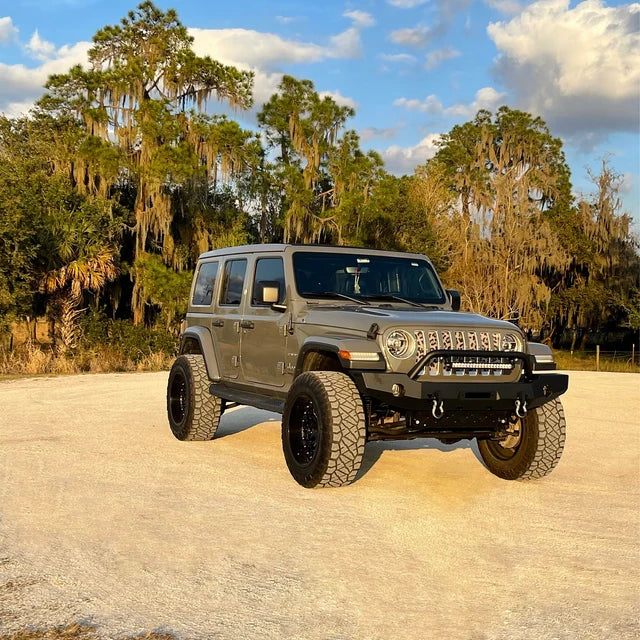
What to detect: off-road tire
<box><xmin>167</xmin><ymin>354</ymin><xmax>222</xmax><ymax>441</ymax></box>
<box><xmin>282</xmin><ymin>371</ymin><xmax>367</xmax><ymax>488</ymax></box>
<box><xmin>478</xmin><ymin>398</ymin><xmax>566</xmax><ymax>480</ymax></box>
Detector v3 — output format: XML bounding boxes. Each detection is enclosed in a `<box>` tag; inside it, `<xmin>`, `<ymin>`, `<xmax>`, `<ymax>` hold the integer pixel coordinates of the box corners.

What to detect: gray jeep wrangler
<box><xmin>167</xmin><ymin>244</ymin><xmax>568</xmax><ymax>488</ymax></box>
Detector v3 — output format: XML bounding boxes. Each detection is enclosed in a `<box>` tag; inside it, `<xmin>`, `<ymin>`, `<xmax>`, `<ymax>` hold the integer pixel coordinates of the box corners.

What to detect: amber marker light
<box><xmin>338</xmin><ymin>350</ymin><xmax>381</xmax><ymax>361</ymax></box>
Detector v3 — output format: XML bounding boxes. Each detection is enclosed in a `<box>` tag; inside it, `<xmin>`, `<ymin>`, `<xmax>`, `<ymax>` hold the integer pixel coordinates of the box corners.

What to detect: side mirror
<box><xmin>257</xmin><ymin>280</ymin><xmax>284</xmax><ymax>308</ymax></box>
<box><xmin>262</xmin><ymin>286</ymin><xmax>279</xmax><ymax>304</ymax></box>
<box><xmin>447</xmin><ymin>289</ymin><xmax>461</xmax><ymax>312</ymax></box>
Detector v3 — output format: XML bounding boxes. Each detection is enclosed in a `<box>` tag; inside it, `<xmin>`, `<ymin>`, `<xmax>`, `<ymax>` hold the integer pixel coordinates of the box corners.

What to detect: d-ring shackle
<box><xmin>515</xmin><ymin>397</ymin><xmax>528</xmax><ymax>419</ymax></box>
<box><xmin>432</xmin><ymin>397</ymin><xmax>444</xmax><ymax>419</ymax></box>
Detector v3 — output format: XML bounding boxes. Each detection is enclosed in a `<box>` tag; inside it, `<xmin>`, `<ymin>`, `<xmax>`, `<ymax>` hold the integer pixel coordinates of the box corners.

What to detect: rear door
<box><xmin>212</xmin><ymin>258</ymin><xmax>247</xmax><ymax>380</ymax></box>
<box><xmin>240</xmin><ymin>255</ymin><xmax>288</xmax><ymax>387</ymax></box>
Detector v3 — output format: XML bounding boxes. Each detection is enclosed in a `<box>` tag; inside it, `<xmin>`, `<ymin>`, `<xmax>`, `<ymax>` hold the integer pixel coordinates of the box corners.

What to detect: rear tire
<box><xmin>478</xmin><ymin>398</ymin><xmax>566</xmax><ymax>480</ymax></box>
<box><xmin>282</xmin><ymin>371</ymin><xmax>366</xmax><ymax>488</ymax></box>
<box><xmin>167</xmin><ymin>354</ymin><xmax>222</xmax><ymax>441</ymax></box>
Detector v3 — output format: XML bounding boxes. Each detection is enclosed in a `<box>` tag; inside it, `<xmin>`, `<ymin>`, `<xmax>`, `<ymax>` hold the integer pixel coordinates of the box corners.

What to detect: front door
<box><xmin>240</xmin><ymin>256</ymin><xmax>288</xmax><ymax>387</ymax></box>
<box><xmin>212</xmin><ymin>258</ymin><xmax>247</xmax><ymax>379</ymax></box>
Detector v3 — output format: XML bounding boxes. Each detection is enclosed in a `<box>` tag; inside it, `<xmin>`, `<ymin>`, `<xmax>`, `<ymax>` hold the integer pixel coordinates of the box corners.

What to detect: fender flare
<box><xmin>295</xmin><ymin>336</ymin><xmax>385</xmax><ymax>376</ymax></box>
<box><xmin>526</xmin><ymin>341</ymin><xmax>557</xmax><ymax>371</ymax></box>
<box><xmin>180</xmin><ymin>326</ymin><xmax>221</xmax><ymax>380</ymax></box>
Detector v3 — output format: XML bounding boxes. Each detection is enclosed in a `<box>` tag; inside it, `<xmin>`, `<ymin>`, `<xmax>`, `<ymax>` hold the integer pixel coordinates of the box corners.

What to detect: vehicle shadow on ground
<box><xmin>357</xmin><ymin>437</ymin><xmax>484</xmax><ymax>480</ymax></box>
<box><xmin>215</xmin><ymin>406</ymin><xmax>486</xmax><ymax>481</ymax></box>
<box><xmin>215</xmin><ymin>406</ymin><xmax>280</xmax><ymax>439</ymax></box>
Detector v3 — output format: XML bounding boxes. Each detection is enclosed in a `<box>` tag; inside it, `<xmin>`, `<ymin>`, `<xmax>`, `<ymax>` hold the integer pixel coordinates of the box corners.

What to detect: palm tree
<box><xmin>40</xmin><ymin>198</ymin><xmax>119</xmax><ymax>351</ymax></box>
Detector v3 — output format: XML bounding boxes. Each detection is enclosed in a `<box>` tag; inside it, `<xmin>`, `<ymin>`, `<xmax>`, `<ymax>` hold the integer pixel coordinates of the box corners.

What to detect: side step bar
<box><xmin>209</xmin><ymin>383</ymin><xmax>285</xmax><ymax>414</ymax></box>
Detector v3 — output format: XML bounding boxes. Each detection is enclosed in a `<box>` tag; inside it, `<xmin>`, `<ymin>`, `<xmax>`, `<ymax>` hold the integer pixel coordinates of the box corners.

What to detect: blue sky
<box><xmin>1</xmin><ymin>0</ymin><xmax>638</xmax><ymax>221</ymax></box>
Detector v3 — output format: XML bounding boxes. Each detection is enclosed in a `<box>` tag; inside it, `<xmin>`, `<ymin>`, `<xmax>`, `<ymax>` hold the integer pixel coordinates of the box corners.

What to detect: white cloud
<box><xmin>1</xmin><ymin>100</ymin><xmax>34</xmax><ymax>118</ymax></box>
<box><xmin>0</xmin><ymin>40</ymin><xmax>90</xmax><ymax>115</ymax></box>
<box><xmin>190</xmin><ymin>28</ymin><xmax>328</xmax><ymax>70</ymax></box>
<box><xmin>0</xmin><ymin>16</ymin><xmax>18</xmax><ymax>43</ymax></box>
<box><xmin>394</xmin><ymin>94</ymin><xmax>443</xmax><ymax>115</ymax></box>
<box><xmin>424</xmin><ymin>46</ymin><xmax>460</xmax><ymax>70</ymax></box>
<box><xmin>329</xmin><ymin>27</ymin><xmax>363</xmax><ymax>58</ymax></box>
<box><xmin>380</xmin><ymin>133</ymin><xmax>440</xmax><ymax>175</ymax></box>
<box><xmin>379</xmin><ymin>53</ymin><xmax>417</xmax><ymax>64</ymax></box>
<box><xmin>360</xmin><ymin>123</ymin><xmax>404</xmax><ymax>141</ymax></box>
<box><xmin>389</xmin><ymin>26</ymin><xmax>434</xmax><ymax>47</ymax></box>
<box><xmin>444</xmin><ymin>86</ymin><xmax>506</xmax><ymax>117</ymax></box>
<box><xmin>394</xmin><ymin>87</ymin><xmax>505</xmax><ymax>118</ymax></box>
<box><xmin>387</xmin><ymin>0</ymin><xmax>428</xmax><ymax>7</ymax></box>
<box><xmin>318</xmin><ymin>90</ymin><xmax>358</xmax><ymax>110</ymax></box>
<box><xmin>620</xmin><ymin>172</ymin><xmax>633</xmax><ymax>195</ymax></box>
<box><xmin>190</xmin><ymin>26</ymin><xmax>366</xmax><ymax>70</ymax></box>
<box><xmin>275</xmin><ymin>16</ymin><xmax>296</xmax><ymax>24</ymax></box>
<box><xmin>488</xmin><ymin>0</ymin><xmax>640</xmax><ymax>138</ymax></box>
<box><xmin>25</xmin><ymin>29</ymin><xmax>56</xmax><ymax>60</ymax></box>
<box><xmin>484</xmin><ymin>0</ymin><xmax>523</xmax><ymax>15</ymax></box>
<box><xmin>343</xmin><ymin>10</ymin><xmax>375</xmax><ymax>28</ymax></box>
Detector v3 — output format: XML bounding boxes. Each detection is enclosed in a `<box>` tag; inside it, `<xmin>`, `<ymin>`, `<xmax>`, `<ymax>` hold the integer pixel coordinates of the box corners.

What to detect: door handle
<box><xmin>239</xmin><ymin>320</ymin><xmax>255</xmax><ymax>330</ymax></box>
<box><xmin>212</xmin><ymin>319</ymin><xmax>224</xmax><ymax>327</ymax></box>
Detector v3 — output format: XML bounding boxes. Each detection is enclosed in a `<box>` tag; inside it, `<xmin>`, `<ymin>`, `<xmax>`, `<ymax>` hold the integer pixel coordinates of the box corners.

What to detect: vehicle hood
<box><xmin>297</xmin><ymin>305</ymin><xmax>521</xmax><ymax>335</ymax></box>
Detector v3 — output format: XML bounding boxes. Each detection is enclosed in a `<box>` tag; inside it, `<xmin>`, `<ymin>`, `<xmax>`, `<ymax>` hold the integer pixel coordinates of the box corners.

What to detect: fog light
<box><xmin>391</xmin><ymin>383</ymin><xmax>404</xmax><ymax>397</ymax></box>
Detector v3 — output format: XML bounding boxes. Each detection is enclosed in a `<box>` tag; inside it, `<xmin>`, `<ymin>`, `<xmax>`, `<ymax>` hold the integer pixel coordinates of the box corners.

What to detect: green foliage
<box><xmin>0</xmin><ymin>3</ymin><xmax>638</xmax><ymax>368</ymax></box>
<box><xmin>132</xmin><ymin>253</ymin><xmax>193</xmax><ymax>329</ymax></box>
<box><xmin>79</xmin><ymin>307</ymin><xmax>178</xmax><ymax>361</ymax></box>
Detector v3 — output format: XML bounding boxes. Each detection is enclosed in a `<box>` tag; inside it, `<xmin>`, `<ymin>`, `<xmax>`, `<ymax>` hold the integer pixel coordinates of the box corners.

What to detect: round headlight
<box><xmin>501</xmin><ymin>333</ymin><xmax>519</xmax><ymax>352</ymax></box>
<box><xmin>386</xmin><ymin>330</ymin><xmax>415</xmax><ymax>359</ymax></box>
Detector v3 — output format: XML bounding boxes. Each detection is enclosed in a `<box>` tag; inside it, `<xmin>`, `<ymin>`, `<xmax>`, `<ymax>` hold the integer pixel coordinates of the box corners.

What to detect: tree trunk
<box><xmin>59</xmin><ymin>290</ymin><xmax>84</xmax><ymax>352</ymax></box>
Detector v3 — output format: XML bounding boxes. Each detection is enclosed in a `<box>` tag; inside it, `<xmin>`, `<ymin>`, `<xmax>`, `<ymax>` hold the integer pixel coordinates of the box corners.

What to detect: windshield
<box><xmin>293</xmin><ymin>251</ymin><xmax>446</xmax><ymax>305</ymax></box>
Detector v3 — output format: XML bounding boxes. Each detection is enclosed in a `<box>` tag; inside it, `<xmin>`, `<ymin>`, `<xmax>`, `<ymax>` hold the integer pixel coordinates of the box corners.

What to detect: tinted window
<box><xmin>252</xmin><ymin>257</ymin><xmax>285</xmax><ymax>305</ymax></box>
<box><xmin>220</xmin><ymin>259</ymin><xmax>247</xmax><ymax>306</ymax></box>
<box><xmin>293</xmin><ymin>252</ymin><xmax>446</xmax><ymax>304</ymax></box>
<box><xmin>192</xmin><ymin>261</ymin><xmax>219</xmax><ymax>306</ymax></box>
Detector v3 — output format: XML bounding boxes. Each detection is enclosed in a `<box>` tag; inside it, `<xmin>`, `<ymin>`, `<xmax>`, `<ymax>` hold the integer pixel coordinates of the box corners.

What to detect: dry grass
<box><xmin>0</xmin><ymin>344</ymin><xmax>173</xmax><ymax>377</ymax></box>
<box><xmin>0</xmin><ymin>624</ymin><xmax>175</xmax><ymax>639</ymax></box>
<box><xmin>554</xmin><ymin>349</ymin><xmax>639</xmax><ymax>373</ymax></box>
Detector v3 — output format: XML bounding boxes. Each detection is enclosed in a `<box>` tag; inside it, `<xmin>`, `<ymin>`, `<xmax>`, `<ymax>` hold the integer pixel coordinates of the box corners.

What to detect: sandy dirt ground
<box><xmin>0</xmin><ymin>370</ymin><xmax>638</xmax><ymax>639</ymax></box>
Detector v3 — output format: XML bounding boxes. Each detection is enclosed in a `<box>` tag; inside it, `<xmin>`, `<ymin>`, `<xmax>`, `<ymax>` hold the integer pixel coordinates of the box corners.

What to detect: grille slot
<box><xmin>414</xmin><ymin>329</ymin><xmax>519</xmax><ymax>378</ymax></box>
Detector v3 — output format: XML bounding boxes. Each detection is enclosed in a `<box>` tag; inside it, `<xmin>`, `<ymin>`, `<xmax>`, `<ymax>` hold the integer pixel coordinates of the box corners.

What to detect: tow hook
<box><xmin>432</xmin><ymin>395</ymin><xmax>444</xmax><ymax>420</ymax></box>
<box><xmin>515</xmin><ymin>394</ymin><xmax>528</xmax><ymax>419</ymax></box>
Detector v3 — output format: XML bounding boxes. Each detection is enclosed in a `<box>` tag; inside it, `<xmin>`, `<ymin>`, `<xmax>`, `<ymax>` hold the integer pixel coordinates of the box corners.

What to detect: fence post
<box><xmin>596</xmin><ymin>345</ymin><xmax>600</xmax><ymax>371</ymax></box>
<box><xmin>633</xmin><ymin>344</ymin><xmax>636</xmax><ymax>366</ymax></box>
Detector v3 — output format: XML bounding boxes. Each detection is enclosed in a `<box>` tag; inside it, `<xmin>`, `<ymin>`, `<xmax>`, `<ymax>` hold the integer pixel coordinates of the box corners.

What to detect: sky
<box><xmin>0</xmin><ymin>0</ymin><xmax>638</xmax><ymax>221</ymax></box>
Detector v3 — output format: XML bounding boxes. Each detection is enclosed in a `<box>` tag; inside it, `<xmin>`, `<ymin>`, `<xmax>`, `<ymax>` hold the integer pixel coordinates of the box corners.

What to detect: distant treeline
<box><xmin>0</xmin><ymin>1</ymin><xmax>638</xmax><ymax>354</ymax></box>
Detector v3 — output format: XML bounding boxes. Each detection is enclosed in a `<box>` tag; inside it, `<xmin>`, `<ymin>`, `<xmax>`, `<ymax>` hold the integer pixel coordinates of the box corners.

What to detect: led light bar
<box><xmin>448</xmin><ymin>361</ymin><xmax>513</xmax><ymax>370</ymax></box>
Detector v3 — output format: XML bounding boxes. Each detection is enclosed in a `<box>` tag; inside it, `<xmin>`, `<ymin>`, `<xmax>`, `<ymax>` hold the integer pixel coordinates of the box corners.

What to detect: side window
<box><xmin>220</xmin><ymin>259</ymin><xmax>247</xmax><ymax>306</ymax></box>
<box><xmin>192</xmin><ymin>261</ymin><xmax>219</xmax><ymax>306</ymax></box>
<box><xmin>252</xmin><ymin>257</ymin><xmax>285</xmax><ymax>306</ymax></box>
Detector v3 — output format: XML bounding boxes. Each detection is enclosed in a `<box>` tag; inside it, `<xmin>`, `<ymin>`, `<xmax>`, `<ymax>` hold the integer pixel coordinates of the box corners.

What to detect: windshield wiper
<box><xmin>361</xmin><ymin>294</ymin><xmax>438</xmax><ymax>309</ymax></box>
<box><xmin>301</xmin><ymin>291</ymin><xmax>367</xmax><ymax>305</ymax></box>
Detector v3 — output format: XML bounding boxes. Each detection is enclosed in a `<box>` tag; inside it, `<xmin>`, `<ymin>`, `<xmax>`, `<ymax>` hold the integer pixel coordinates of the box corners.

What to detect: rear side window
<box><xmin>220</xmin><ymin>259</ymin><xmax>247</xmax><ymax>306</ymax></box>
<box><xmin>252</xmin><ymin>257</ymin><xmax>285</xmax><ymax>305</ymax></box>
<box><xmin>192</xmin><ymin>261</ymin><xmax>219</xmax><ymax>306</ymax></box>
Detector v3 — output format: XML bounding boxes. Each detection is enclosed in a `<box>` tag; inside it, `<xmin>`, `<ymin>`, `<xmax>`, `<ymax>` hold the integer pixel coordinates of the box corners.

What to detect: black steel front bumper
<box><xmin>355</xmin><ymin>371</ymin><xmax>568</xmax><ymax>412</ymax></box>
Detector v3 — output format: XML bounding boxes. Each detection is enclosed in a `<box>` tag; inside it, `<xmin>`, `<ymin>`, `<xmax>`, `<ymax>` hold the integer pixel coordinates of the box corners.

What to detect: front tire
<box><xmin>478</xmin><ymin>398</ymin><xmax>566</xmax><ymax>480</ymax></box>
<box><xmin>282</xmin><ymin>371</ymin><xmax>367</xmax><ymax>488</ymax></box>
<box><xmin>167</xmin><ymin>354</ymin><xmax>222</xmax><ymax>441</ymax></box>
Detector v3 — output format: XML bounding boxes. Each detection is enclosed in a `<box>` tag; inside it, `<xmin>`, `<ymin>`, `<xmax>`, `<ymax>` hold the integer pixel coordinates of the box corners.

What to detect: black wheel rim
<box><xmin>289</xmin><ymin>394</ymin><xmax>320</xmax><ymax>466</ymax></box>
<box><xmin>485</xmin><ymin>419</ymin><xmax>523</xmax><ymax>460</ymax></box>
<box><xmin>169</xmin><ymin>369</ymin><xmax>188</xmax><ymax>425</ymax></box>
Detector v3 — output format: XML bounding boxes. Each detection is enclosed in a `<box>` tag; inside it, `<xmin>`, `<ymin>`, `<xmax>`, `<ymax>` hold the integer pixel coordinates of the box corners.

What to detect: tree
<box><xmin>0</xmin><ymin>115</ymin><xmax>120</xmax><ymax>348</ymax></box>
<box><xmin>547</xmin><ymin>160</ymin><xmax>640</xmax><ymax>346</ymax></box>
<box><xmin>415</xmin><ymin>107</ymin><xmax>571</xmax><ymax>327</ymax></box>
<box><xmin>258</xmin><ymin>75</ymin><xmax>355</xmax><ymax>242</ymax></box>
<box><xmin>39</xmin><ymin>1</ymin><xmax>255</xmax><ymax>321</ymax></box>
<box><xmin>40</xmin><ymin>197</ymin><xmax>120</xmax><ymax>350</ymax></box>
